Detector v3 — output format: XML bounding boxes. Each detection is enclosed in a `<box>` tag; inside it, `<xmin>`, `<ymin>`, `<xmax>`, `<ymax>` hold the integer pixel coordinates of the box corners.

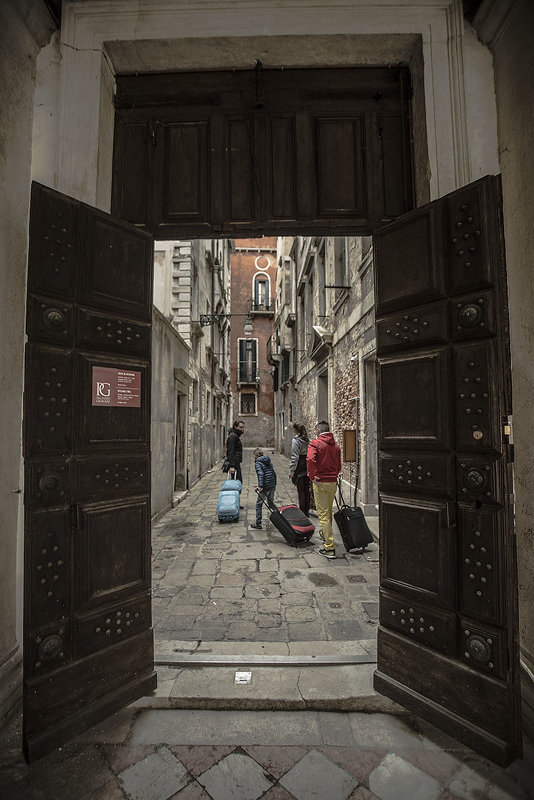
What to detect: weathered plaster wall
<box><xmin>0</xmin><ymin>0</ymin><xmax>55</xmax><ymax>721</ymax></box>
<box><xmin>475</xmin><ymin>0</ymin><xmax>534</xmax><ymax>728</ymax></box>
<box><xmin>151</xmin><ymin>308</ymin><xmax>190</xmax><ymax>518</ymax></box>
<box><xmin>32</xmin><ymin>30</ymin><xmax>61</xmax><ymax>188</ymax></box>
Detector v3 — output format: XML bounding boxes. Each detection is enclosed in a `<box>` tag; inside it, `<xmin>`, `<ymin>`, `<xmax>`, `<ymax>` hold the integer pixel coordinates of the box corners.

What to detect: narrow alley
<box><xmin>151</xmin><ymin>449</ymin><xmax>379</xmax><ymax>647</ymax></box>
<box><xmin>2</xmin><ymin>455</ymin><xmax>534</xmax><ymax>798</ymax></box>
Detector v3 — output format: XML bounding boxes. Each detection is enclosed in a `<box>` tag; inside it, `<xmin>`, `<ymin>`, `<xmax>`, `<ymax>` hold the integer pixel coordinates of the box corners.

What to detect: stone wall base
<box><xmin>0</xmin><ymin>646</ymin><xmax>22</xmax><ymax>728</ymax></box>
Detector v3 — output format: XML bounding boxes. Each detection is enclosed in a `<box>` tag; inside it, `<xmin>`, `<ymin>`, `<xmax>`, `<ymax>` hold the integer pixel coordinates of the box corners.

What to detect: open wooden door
<box><xmin>373</xmin><ymin>175</ymin><xmax>521</xmax><ymax>765</ymax></box>
<box><xmin>23</xmin><ymin>183</ymin><xmax>156</xmax><ymax>761</ymax></box>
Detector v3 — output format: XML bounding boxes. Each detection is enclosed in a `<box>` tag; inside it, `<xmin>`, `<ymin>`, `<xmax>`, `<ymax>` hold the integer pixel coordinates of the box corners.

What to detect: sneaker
<box><xmin>250</xmin><ymin>522</ymin><xmax>262</xmax><ymax>529</ymax></box>
<box><xmin>318</xmin><ymin>547</ymin><xmax>336</xmax><ymax>559</ymax></box>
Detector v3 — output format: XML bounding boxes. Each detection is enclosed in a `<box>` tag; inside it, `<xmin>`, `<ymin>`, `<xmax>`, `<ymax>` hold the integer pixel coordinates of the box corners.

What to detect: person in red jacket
<box><xmin>307</xmin><ymin>420</ymin><xmax>342</xmax><ymax>559</ymax></box>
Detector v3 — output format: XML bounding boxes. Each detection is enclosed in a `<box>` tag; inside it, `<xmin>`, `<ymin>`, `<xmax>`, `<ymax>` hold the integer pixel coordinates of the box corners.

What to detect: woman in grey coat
<box><xmin>289</xmin><ymin>423</ymin><xmax>311</xmax><ymax>516</ymax></box>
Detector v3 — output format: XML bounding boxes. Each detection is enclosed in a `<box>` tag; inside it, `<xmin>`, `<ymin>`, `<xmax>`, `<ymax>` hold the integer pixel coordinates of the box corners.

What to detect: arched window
<box><xmin>253</xmin><ymin>273</ymin><xmax>271</xmax><ymax>311</ymax></box>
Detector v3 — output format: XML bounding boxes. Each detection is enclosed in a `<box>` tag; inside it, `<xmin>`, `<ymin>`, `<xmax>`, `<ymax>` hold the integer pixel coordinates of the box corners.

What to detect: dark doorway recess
<box><xmin>22</xmin><ymin>65</ymin><xmax>520</xmax><ymax>767</ymax></box>
<box><xmin>112</xmin><ymin>66</ymin><xmax>413</xmax><ymax>238</ymax></box>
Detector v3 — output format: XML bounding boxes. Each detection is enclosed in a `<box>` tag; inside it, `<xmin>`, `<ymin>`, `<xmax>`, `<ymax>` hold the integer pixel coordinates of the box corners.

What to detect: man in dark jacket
<box><xmin>226</xmin><ymin>419</ymin><xmax>245</xmax><ymax>483</ymax></box>
<box><xmin>252</xmin><ymin>448</ymin><xmax>277</xmax><ymax>529</ymax></box>
<box><xmin>307</xmin><ymin>420</ymin><xmax>341</xmax><ymax>559</ymax></box>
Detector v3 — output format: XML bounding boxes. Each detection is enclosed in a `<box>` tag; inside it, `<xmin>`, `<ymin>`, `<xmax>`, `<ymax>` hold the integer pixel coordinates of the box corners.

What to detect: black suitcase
<box><xmin>334</xmin><ymin>481</ymin><xmax>374</xmax><ymax>552</ymax></box>
<box><xmin>255</xmin><ymin>490</ymin><xmax>315</xmax><ymax>547</ymax></box>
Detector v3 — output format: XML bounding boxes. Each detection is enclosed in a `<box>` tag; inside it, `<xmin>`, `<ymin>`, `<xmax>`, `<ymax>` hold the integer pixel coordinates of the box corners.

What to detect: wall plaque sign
<box><xmin>92</xmin><ymin>367</ymin><xmax>141</xmax><ymax>407</ymax></box>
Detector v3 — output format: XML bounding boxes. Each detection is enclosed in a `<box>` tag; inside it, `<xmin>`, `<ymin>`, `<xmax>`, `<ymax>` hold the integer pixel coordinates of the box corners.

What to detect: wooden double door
<box><xmin>373</xmin><ymin>175</ymin><xmax>520</xmax><ymax>766</ymax></box>
<box><xmin>23</xmin><ymin>183</ymin><xmax>156</xmax><ymax>760</ymax></box>
<box><xmin>23</xmin><ymin>170</ymin><xmax>519</xmax><ymax>762</ymax></box>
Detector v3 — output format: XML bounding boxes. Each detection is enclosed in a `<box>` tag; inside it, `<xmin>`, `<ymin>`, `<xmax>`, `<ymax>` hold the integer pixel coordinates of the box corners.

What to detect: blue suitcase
<box><xmin>217</xmin><ymin>478</ymin><xmax>241</xmax><ymax>522</ymax></box>
<box><xmin>221</xmin><ymin>479</ymin><xmax>242</xmax><ymax>493</ymax></box>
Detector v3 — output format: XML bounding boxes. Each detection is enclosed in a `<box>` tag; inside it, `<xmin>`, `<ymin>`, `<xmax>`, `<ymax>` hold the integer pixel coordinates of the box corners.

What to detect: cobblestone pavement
<box><xmin>3</xmin><ymin>453</ymin><xmax>533</xmax><ymax>799</ymax></box>
<box><xmin>2</xmin><ymin>705</ymin><xmax>533</xmax><ymax>799</ymax></box>
<box><xmin>151</xmin><ymin>449</ymin><xmax>380</xmax><ymax>646</ymax></box>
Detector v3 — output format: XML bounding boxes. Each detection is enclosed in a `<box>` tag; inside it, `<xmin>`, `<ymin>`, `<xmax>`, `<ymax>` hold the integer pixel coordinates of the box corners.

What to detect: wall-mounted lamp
<box><xmin>198</xmin><ymin>313</ymin><xmax>254</xmax><ymax>335</ymax></box>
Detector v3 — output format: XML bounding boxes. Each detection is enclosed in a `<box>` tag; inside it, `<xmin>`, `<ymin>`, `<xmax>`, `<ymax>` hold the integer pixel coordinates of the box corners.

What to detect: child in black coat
<box><xmin>251</xmin><ymin>448</ymin><xmax>277</xmax><ymax>529</ymax></box>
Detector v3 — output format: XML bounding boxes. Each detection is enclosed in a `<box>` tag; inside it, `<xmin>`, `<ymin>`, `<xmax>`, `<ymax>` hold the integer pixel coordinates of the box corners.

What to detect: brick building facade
<box><xmin>230</xmin><ymin>239</ymin><xmax>277</xmax><ymax>447</ymax></box>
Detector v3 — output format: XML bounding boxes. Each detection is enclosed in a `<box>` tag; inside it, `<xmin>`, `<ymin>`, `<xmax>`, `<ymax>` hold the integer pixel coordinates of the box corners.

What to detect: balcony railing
<box><xmin>237</xmin><ymin>363</ymin><xmax>259</xmax><ymax>384</ymax></box>
<box><xmin>251</xmin><ymin>300</ymin><xmax>272</xmax><ymax>313</ymax></box>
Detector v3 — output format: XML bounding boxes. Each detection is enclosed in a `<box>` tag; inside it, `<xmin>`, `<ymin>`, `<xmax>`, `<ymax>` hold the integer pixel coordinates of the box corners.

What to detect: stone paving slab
<box><xmin>152</xmin><ymin>449</ymin><xmax>380</xmax><ymax>648</ymax></box>
<box><xmin>2</xmin><ymin>705</ymin><xmax>533</xmax><ymax>800</ymax></box>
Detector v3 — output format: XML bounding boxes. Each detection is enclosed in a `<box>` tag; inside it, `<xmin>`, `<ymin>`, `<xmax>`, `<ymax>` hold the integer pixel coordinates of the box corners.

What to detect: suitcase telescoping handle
<box><xmin>255</xmin><ymin>487</ymin><xmax>278</xmax><ymax>514</ymax></box>
<box><xmin>335</xmin><ymin>477</ymin><xmax>349</xmax><ymax>511</ymax></box>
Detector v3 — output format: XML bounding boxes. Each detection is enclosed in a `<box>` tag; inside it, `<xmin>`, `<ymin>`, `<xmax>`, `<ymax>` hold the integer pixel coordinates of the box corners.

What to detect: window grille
<box><xmin>240</xmin><ymin>393</ymin><xmax>256</xmax><ymax>414</ymax></box>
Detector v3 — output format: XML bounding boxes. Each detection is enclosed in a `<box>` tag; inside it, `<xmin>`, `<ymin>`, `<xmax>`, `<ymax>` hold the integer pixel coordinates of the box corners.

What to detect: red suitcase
<box><xmin>256</xmin><ymin>490</ymin><xmax>315</xmax><ymax>546</ymax></box>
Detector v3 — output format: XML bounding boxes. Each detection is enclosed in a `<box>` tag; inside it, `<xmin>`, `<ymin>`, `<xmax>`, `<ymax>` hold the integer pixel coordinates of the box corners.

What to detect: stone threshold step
<box><xmin>155</xmin><ymin>639</ymin><xmax>378</xmax><ymax>659</ymax></box>
<box><xmin>131</xmin><ymin>658</ymin><xmax>405</xmax><ymax>716</ymax></box>
<box><xmin>155</xmin><ymin>653</ymin><xmax>376</xmax><ymax>666</ymax></box>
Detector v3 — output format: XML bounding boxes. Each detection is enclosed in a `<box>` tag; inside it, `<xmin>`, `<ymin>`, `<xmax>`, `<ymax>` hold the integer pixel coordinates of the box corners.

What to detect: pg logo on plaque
<box><xmin>92</xmin><ymin>367</ymin><xmax>141</xmax><ymax>407</ymax></box>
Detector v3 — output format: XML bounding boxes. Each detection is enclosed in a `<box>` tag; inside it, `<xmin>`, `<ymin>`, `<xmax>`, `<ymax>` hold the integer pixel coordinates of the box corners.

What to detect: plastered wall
<box><xmin>0</xmin><ymin>0</ymin><xmax>55</xmax><ymax>719</ymax></box>
<box><xmin>478</xmin><ymin>0</ymin><xmax>534</xmax><ymax>699</ymax></box>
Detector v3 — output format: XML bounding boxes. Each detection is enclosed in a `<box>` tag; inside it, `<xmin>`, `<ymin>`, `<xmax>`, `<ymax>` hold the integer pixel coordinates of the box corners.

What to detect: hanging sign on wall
<box><xmin>92</xmin><ymin>366</ymin><xmax>141</xmax><ymax>407</ymax></box>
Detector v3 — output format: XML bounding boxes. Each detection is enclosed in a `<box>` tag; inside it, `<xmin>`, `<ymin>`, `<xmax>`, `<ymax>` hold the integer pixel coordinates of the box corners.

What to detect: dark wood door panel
<box><xmin>378</xmin><ymin>113</ymin><xmax>413</xmax><ymax>219</ymax></box>
<box><xmin>378</xmin><ymin>348</ymin><xmax>452</xmax><ymax>450</ymax></box>
<box><xmin>451</xmin><ymin>289</ymin><xmax>496</xmax><ymax>342</ymax></box>
<box><xmin>27</xmin><ymin>185</ymin><xmax>79</xmax><ymax>300</ymax></box>
<box><xmin>24</xmin><ymin>631</ymin><xmax>156</xmax><ymax>762</ymax></box>
<box><xmin>74</xmin><ymin>592</ymin><xmax>151</xmax><ymax>659</ymax></box>
<box><xmin>376</xmin><ymin>299</ymin><xmax>449</xmax><ymax>355</ymax></box>
<box><xmin>112</xmin><ymin>66</ymin><xmax>414</xmax><ymax>234</ymax></box>
<box><xmin>111</xmin><ymin>119</ymin><xmax>150</xmax><ymax>227</ymax></box>
<box><xmin>453</xmin><ymin>340</ymin><xmax>499</xmax><ymax>454</ymax></box>
<box><xmin>75</xmin><ymin>353</ymin><xmax>150</xmax><ymax>453</ymax></box>
<box><xmin>76</xmin><ymin>307</ymin><xmax>151</xmax><ymax>357</ymax></box>
<box><xmin>315</xmin><ymin>116</ymin><xmax>364</xmax><ymax>218</ymax></box>
<box><xmin>380</xmin><ymin>495</ymin><xmax>455</xmax><ymax>607</ymax></box>
<box><xmin>25</xmin><ymin>508</ymin><xmax>70</xmax><ymax>630</ymax></box>
<box><xmin>456</xmin><ymin>454</ymin><xmax>503</xmax><ymax>507</ymax></box>
<box><xmin>379</xmin><ymin>589</ymin><xmax>457</xmax><ymax>656</ymax></box>
<box><xmin>154</xmin><ymin>120</ymin><xmax>209</xmax><ymax>224</ymax></box>
<box><xmin>74</xmin><ymin>454</ymin><xmax>149</xmax><ymax>503</ymax></box>
<box><xmin>375</xmin><ymin>628</ymin><xmax>517</xmax><ymax>766</ymax></box>
<box><xmin>378</xmin><ymin>451</ymin><xmax>455</xmax><ymax>498</ymax></box>
<box><xmin>226</xmin><ymin>117</ymin><xmax>256</xmax><ymax>223</ymax></box>
<box><xmin>446</xmin><ymin>180</ymin><xmax>495</xmax><ymax>296</ymax></box>
<box><xmin>458</xmin><ymin>504</ymin><xmax>506</xmax><ymax>625</ymax></box>
<box><xmin>265</xmin><ymin>115</ymin><xmax>297</xmax><ymax>222</ymax></box>
<box><xmin>82</xmin><ymin>213</ymin><xmax>153</xmax><ymax>317</ymax></box>
<box><xmin>24</xmin><ymin>457</ymin><xmax>70</xmax><ymax>509</ymax></box>
<box><xmin>24</xmin><ymin>183</ymin><xmax>154</xmax><ymax>760</ymax></box>
<box><xmin>75</xmin><ymin>497</ymin><xmax>150</xmax><ymax>611</ymax></box>
<box><xmin>26</xmin><ymin>295</ymin><xmax>74</xmax><ymax>346</ymax></box>
<box><xmin>374</xmin><ymin>204</ymin><xmax>446</xmax><ymax>315</ymax></box>
<box><xmin>24</xmin><ymin>344</ymin><xmax>73</xmax><ymax>458</ymax></box>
